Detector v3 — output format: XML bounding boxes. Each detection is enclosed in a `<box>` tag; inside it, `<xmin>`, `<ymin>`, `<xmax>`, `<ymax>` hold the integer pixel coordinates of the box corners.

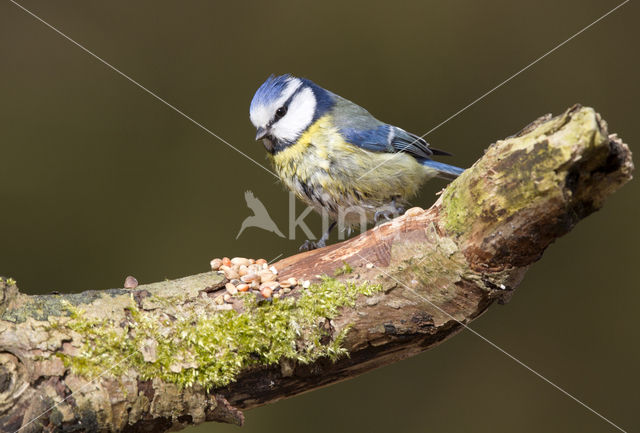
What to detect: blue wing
<box><xmin>330</xmin><ymin>94</ymin><xmax>452</xmax><ymax>159</ymax></box>
<box><xmin>340</xmin><ymin>124</ymin><xmax>444</xmax><ymax>159</ymax></box>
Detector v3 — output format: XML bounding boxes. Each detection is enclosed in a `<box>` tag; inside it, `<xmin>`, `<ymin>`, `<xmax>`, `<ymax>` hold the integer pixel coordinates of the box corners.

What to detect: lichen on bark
<box><xmin>441</xmin><ymin>106</ymin><xmax>609</xmax><ymax>236</ymax></box>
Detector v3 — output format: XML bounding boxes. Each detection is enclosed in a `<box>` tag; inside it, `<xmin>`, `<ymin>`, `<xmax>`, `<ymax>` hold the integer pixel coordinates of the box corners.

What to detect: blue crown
<box><xmin>250</xmin><ymin>74</ymin><xmax>293</xmax><ymax>111</ymax></box>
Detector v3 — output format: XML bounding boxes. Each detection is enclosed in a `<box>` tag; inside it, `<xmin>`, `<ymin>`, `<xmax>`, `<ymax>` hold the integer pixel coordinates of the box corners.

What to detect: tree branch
<box><xmin>0</xmin><ymin>105</ymin><xmax>633</xmax><ymax>432</ymax></box>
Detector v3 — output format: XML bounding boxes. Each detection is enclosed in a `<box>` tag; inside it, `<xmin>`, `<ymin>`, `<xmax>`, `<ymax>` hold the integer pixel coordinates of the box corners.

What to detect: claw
<box><xmin>299</xmin><ymin>239</ymin><xmax>326</xmax><ymax>252</ymax></box>
<box><xmin>299</xmin><ymin>240</ymin><xmax>315</xmax><ymax>252</ymax></box>
<box><xmin>375</xmin><ymin>198</ymin><xmax>408</xmax><ymax>225</ymax></box>
<box><xmin>374</xmin><ymin>209</ymin><xmax>394</xmax><ymax>224</ymax></box>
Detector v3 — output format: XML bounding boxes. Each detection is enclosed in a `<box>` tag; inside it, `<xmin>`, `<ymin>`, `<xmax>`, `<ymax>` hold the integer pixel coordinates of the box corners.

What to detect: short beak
<box><xmin>255</xmin><ymin>127</ymin><xmax>267</xmax><ymax>141</ymax></box>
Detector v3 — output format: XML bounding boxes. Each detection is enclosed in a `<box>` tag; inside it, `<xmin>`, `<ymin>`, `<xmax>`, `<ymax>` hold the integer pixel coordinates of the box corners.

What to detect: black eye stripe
<box><xmin>269</xmin><ymin>105</ymin><xmax>287</xmax><ymax>126</ymax></box>
<box><xmin>269</xmin><ymin>83</ymin><xmax>305</xmax><ymax>126</ymax></box>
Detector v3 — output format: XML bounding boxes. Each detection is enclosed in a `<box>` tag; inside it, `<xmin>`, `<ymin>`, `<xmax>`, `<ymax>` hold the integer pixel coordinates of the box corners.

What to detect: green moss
<box><xmin>56</xmin><ymin>277</ymin><xmax>382</xmax><ymax>391</ymax></box>
<box><xmin>333</xmin><ymin>261</ymin><xmax>353</xmax><ymax>276</ymax></box>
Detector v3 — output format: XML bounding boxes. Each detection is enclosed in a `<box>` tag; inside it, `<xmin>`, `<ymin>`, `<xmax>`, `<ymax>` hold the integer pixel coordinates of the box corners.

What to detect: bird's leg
<box><xmin>299</xmin><ymin>221</ymin><xmax>337</xmax><ymax>252</ymax></box>
<box><xmin>318</xmin><ymin>220</ymin><xmax>337</xmax><ymax>246</ymax></box>
<box><xmin>374</xmin><ymin>196</ymin><xmax>406</xmax><ymax>225</ymax></box>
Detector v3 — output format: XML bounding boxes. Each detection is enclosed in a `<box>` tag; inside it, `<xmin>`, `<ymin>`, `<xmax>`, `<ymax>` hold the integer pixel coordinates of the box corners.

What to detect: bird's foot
<box><xmin>390</xmin><ymin>197</ymin><xmax>406</xmax><ymax>216</ymax></box>
<box><xmin>299</xmin><ymin>239</ymin><xmax>326</xmax><ymax>252</ymax></box>
<box><xmin>374</xmin><ymin>209</ymin><xmax>396</xmax><ymax>224</ymax></box>
<box><xmin>375</xmin><ymin>199</ymin><xmax>407</xmax><ymax>225</ymax></box>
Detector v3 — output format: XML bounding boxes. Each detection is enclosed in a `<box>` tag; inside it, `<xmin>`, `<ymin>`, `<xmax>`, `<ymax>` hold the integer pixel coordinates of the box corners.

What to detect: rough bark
<box><xmin>0</xmin><ymin>105</ymin><xmax>633</xmax><ymax>433</ymax></box>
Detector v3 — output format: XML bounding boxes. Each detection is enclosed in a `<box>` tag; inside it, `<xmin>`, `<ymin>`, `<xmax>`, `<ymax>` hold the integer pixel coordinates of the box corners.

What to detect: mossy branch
<box><xmin>0</xmin><ymin>105</ymin><xmax>633</xmax><ymax>433</ymax></box>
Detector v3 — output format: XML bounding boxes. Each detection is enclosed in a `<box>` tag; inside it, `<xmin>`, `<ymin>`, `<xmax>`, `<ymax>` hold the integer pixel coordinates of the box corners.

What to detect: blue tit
<box><xmin>249</xmin><ymin>74</ymin><xmax>464</xmax><ymax>250</ymax></box>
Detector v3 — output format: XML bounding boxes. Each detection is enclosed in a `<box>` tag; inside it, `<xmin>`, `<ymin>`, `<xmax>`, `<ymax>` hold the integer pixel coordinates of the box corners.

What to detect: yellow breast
<box><xmin>270</xmin><ymin>115</ymin><xmax>334</xmax><ymax>177</ymax></box>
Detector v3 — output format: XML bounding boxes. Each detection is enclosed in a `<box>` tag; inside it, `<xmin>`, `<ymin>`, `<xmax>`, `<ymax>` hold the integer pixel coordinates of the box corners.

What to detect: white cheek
<box><xmin>272</xmin><ymin>87</ymin><xmax>317</xmax><ymax>142</ymax></box>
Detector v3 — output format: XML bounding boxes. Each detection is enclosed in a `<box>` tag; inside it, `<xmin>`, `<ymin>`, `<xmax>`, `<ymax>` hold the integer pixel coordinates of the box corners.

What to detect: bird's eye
<box><xmin>275</xmin><ymin>106</ymin><xmax>287</xmax><ymax>119</ymax></box>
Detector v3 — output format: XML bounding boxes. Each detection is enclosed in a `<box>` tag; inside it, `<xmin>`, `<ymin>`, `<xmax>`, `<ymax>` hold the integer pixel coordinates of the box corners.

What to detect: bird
<box><xmin>236</xmin><ymin>190</ymin><xmax>285</xmax><ymax>239</ymax></box>
<box><xmin>249</xmin><ymin>74</ymin><xmax>464</xmax><ymax>251</ymax></box>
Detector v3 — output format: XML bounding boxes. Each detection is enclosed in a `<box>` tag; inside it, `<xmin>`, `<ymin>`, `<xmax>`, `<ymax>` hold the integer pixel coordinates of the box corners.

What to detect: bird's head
<box><xmin>249</xmin><ymin>74</ymin><xmax>333</xmax><ymax>154</ymax></box>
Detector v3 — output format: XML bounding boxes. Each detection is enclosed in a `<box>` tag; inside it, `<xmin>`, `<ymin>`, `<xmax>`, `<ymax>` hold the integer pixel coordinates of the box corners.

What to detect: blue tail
<box><xmin>420</xmin><ymin>159</ymin><xmax>465</xmax><ymax>180</ymax></box>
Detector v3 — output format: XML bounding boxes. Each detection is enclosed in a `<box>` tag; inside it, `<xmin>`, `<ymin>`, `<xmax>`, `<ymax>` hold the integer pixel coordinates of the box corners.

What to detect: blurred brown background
<box><xmin>1</xmin><ymin>0</ymin><xmax>638</xmax><ymax>431</ymax></box>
